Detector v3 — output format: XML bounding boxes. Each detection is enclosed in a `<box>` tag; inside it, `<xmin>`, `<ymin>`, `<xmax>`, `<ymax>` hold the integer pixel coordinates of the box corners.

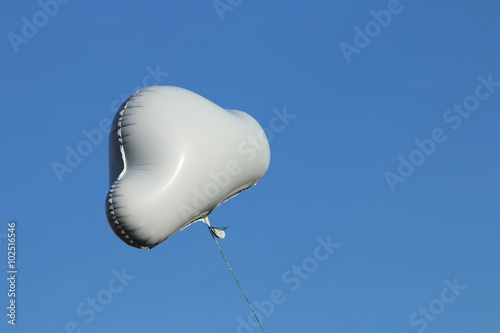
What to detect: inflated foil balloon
<box><xmin>105</xmin><ymin>86</ymin><xmax>270</xmax><ymax>249</ymax></box>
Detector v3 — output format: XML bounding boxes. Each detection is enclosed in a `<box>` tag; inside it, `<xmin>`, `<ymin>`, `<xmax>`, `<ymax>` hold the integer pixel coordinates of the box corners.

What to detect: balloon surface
<box><xmin>105</xmin><ymin>86</ymin><xmax>270</xmax><ymax>249</ymax></box>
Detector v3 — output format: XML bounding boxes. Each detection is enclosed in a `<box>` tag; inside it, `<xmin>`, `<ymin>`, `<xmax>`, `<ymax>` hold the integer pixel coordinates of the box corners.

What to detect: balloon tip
<box><xmin>210</xmin><ymin>227</ymin><xmax>226</xmax><ymax>239</ymax></box>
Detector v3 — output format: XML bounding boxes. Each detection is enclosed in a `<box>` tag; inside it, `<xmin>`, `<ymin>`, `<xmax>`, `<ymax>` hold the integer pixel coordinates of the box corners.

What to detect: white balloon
<box><xmin>105</xmin><ymin>86</ymin><xmax>270</xmax><ymax>249</ymax></box>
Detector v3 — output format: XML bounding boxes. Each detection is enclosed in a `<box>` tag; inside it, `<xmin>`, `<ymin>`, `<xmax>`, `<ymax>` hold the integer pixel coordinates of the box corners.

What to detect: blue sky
<box><xmin>1</xmin><ymin>0</ymin><xmax>500</xmax><ymax>332</ymax></box>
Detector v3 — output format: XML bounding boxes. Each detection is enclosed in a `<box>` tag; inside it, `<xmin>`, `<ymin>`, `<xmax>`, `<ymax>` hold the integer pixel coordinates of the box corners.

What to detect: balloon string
<box><xmin>209</xmin><ymin>228</ymin><xmax>268</xmax><ymax>333</ymax></box>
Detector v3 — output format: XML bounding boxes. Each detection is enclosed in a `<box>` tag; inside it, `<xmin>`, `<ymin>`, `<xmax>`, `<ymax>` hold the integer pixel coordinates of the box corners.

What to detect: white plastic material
<box><xmin>105</xmin><ymin>86</ymin><xmax>270</xmax><ymax>249</ymax></box>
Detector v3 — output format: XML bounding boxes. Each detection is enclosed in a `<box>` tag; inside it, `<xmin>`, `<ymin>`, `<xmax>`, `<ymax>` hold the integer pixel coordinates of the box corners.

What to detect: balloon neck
<box><xmin>202</xmin><ymin>216</ymin><xmax>211</xmax><ymax>227</ymax></box>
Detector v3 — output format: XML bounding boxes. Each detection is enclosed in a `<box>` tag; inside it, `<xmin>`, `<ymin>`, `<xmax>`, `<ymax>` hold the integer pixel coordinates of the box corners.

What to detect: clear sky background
<box><xmin>1</xmin><ymin>1</ymin><xmax>499</xmax><ymax>332</ymax></box>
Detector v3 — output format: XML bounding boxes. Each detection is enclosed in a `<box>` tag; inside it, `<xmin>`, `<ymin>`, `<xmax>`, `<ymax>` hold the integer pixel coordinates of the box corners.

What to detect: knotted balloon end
<box><xmin>202</xmin><ymin>217</ymin><xmax>228</xmax><ymax>239</ymax></box>
<box><xmin>210</xmin><ymin>226</ymin><xmax>228</xmax><ymax>239</ymax></box>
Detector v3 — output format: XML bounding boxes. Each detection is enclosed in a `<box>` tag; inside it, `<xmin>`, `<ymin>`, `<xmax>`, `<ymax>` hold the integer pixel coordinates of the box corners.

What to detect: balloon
<box><xmin>105</xmin><ymin>86</ymin><xmax>270</xmax><ymax>249</ymax></box>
